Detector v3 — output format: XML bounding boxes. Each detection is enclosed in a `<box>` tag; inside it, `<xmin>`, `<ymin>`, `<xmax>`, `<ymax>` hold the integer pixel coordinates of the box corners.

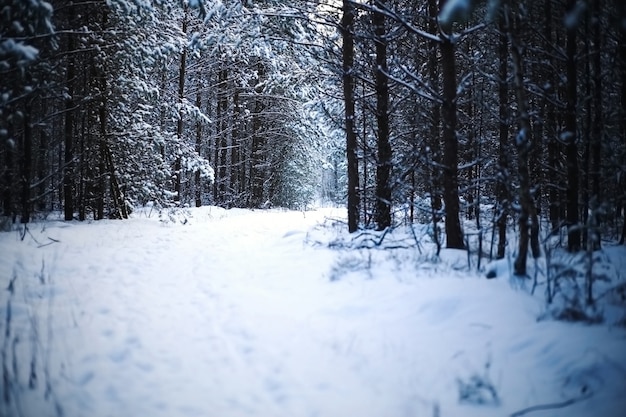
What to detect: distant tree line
<box><xmin>1</xmin><ymin>0</ymin><xmax>327</xmax><ymax>227</ymax></box>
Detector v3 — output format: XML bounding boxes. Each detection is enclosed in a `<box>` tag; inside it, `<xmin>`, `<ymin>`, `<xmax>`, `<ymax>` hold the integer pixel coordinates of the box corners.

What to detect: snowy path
<box><xmin>1</xmin><ymin>207</ymin><xmax>626</xmax><ymax>417</ymax></box>
<box><xmin>49</xmin><ymin>209</ymin><xmax>344</xmax><ymax>417</ymax></box>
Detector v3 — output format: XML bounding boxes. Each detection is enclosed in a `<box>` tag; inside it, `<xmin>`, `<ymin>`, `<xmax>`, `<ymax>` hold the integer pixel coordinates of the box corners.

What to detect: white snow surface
<box><xmin>1</xmin><ymin>206</ymin><xmax>625</xmax><ymax>417</ymax></box>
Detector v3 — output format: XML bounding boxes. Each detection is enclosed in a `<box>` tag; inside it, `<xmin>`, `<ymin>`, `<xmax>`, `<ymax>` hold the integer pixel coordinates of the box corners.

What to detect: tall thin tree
<box><xmin>438</xmin><ymin>0</ymin><xmax>464</xmax><ymax>248</ymax></box>
<box><xmin>341</xmin><ymin>0</ymin><xmax>360</xmax><ymax>233</ymax></box>
<box><xmin>372</xmin><ymin>0</ymin><xmax>392</xmax><ymax>231</ymax></box>
<box><xmin>565</xmin><ymin>0</ymin><xmax>581</xmax><ymax>252</ymax></box>
<box><xmin>504</xmin><ymin>1</ymin><xmax>540</xmax><ymax>276</ymax></box>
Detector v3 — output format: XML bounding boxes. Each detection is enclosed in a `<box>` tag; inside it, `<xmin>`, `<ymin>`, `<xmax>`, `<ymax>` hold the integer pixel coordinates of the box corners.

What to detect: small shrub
<box><xmin>542</xmin><ymin>248</ymin><xmax>613</xmax><ymax>323</ymax></box>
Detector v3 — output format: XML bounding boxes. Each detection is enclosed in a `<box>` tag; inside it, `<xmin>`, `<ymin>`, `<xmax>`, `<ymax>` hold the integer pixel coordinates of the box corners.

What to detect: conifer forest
<box><xmin>3</xmin><ymin>2</ymin><xmax>626</xmax><ymax>416</ymax></box>
<box><xmin>2</xmin><ymin>0</ymin><xmax>626</xmax><ymax>269</ymax></box>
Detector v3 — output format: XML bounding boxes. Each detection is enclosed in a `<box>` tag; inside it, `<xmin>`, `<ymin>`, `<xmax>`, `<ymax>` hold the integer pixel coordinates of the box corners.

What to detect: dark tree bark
<box><xmin>565</xmin><ymin>0</ymin><xmax>581</xmax><ymax>252</ymax></box>
<box><xmin>496</xmin><ymin>15</ymin><xmax>509</xmax><ymax>260</ymax></box>
<box><xmin>195</xmin><ymin>90</ymin><xmax>203</xmax><ymax>208</ymax></box>
<box><xmin>230</xmin><ymin>89</ymin><xmax>240</xmax><ymax>201</ymax></box>
<box><xmin>20</xmin><ymin>105</ymin><xmax>32</xmax><ymax>223</ymax></box>
<box><xmin>504</xmin><ymin>2</ymin><xmax>540</xmax><ymax>276</ymax></box>
<box><xmin>341</xmin><ymin>0</ymin><xmax>360</xmax><ymax>233</ymax></box>
<box><xmin>93</xmin><ymin>4</ymin><xmax>126</xmax><ymax>219</ymax></box>
<box><xmin>37</xmin><ymin>130</ymin><xmax>48</xmax><ymax>212</ymax></box>
<box><xmin>589</xmin><ymin>0</ymin><xmax>602</xmax><ymax>250</ymax></box>
<box><xmin>102</xmin><ymin>141</ymin><xmax>128</xmax><ymax>219</ymax></box>
<box><xmin>174</xmin><ymin>9</ymin><xmax>188</xmax><ymax>204</ymax></box>
<box><xmin>438</xmin><ymin>0</ymin><xmax>464</xmax><ymax>249</ymax></box>
<box><xmin>428</xmin><ymin>0</ymin><xmax>442</xmax><ymax>215</ymax></box>
<box><xmin>63</xmin><ymin>39</ymin><xmax>75</xmax><ymax>221</ymax></box>
<box><xmin>218</xmin><ymin>75</ymin><xmax>228</xmax><ymax>204</ymax></box>
<box><xmin>97</xmin><ymin>140</ymin><xmax>105</xmax><ymax>220</ymax></box>
<box><xmin>361</xmin><ymin>79</ymin><xmax>368</xmax><ymax>226</ymax></box>
<box><xmin>541</xmin><ymin>0</ymin><xmax>560</xmax><ymax>233</ymax></box>
<box><xmin>237</xmin><ymin>93</ymin><xmax>246</xmax><ymax>198</ymax></box>
<box><xmin>93</xmin><ymin>47</ymin><xmax>104</xmax><ymax>220</ymax></box>
<box><xmin>213</xmin><ymin>72</ymin><xmax>221</xmax><ymax>203</ymax></box>
<box><xmin>617</xmin><ymin>2</ymin><xmax>626</xmax><ymax>245</ymax></box>
<box><xmin>98</xmin><ymin>73</ymin><xmax>127</xmax><ymax>219</ymax></box>
<box><xmin>581</xmin><ymin>14</ymin><xmax>593</xmax><ymax>249</ymax></box>
<box><xmin>372</xmin><ymin>0</ymin><xmax>392</xmax><ymax>231</ymax></box>
<box><xmin>3</xmin><ymin>139</ymin><xmax>14</xmax><ymax>219</ymax></box>
<box><xmin>249</xmin><ymin>62</ymin><xmax>265</xmax><ymax>208</ymax></box>
<box><xmin>78</xmin><ymin>109</ymin><xmax>86</xmax><ymax>221</ymax></box>
<box><xmin>465</xmin><ymin>71</ymin><xmax>476</xmax><ymax>222</ymax></box>
<box><xmin>214</xmin><ymin>66</ymin><xmax>229</xmax><ymax>205</ymax></box>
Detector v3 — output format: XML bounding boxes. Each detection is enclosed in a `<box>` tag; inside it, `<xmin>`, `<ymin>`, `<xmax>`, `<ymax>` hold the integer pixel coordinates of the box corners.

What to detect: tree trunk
<box><xmin>542</xmin><ymin>0</ymin><xmax>561</xmax><ymax>234</ymax></box>
<box><xmin>98</xmin><ymin>74</ymin><xmax>127</xmax><ymax>219</ymax></box>
<box><xmin>341</xmin><ymin>0</ymin><xmax>360</xmax><ymax>233</ymax></box>
<box><xmin>428</xmin><ymin>0</ymin><xmax>442</xmax><ymax>215</ymax></box>
<box><xmin>218</xmin><ymin>70</ymin><xmax>229</xmax><ymax>206</ymax></box>
<box><xmin>37</xmin><ymin>130</ymin><xmax>48</xmax><ymax>212</ymax></box>
<box><xmin>78</xmin><ymin>110</ymin><xmax>86</xmax><ymax>221</ymax></box>
<box><xmin>565</xmin><ymin>0</ymin><xmax>580</xmax><ymax>252</ymax></box>
<box><xmin>64</xmin><ymin>48</ymin><xmax>75</xmax><ymax>221</ymax></box>
<box><xmin>504</xmin><ymin>2</ymin><xmax>540</xmax><ymax>276</ymax></box>
<box><xmin>214</xmin><ymin>70</ymin><xmax>222</xmax><ymax>203</ymax></box>
<box><xmin>97</xmin><ymin>141</ymin><xmax>105</xmax><ymax>220</ymax></box>
<box><xmin>20</xmin><ymin>105</ymin><xmax>32</xmax><ymax>223</ymax></box>
<box><xmin>362</xmin><ymin>79</ymin><xmax>368</xmax><ymax>226</ymax></box>
<box><xmin>439</xmin><ymin>0</ymin><xmax>464</xmax><ymax>249</ymax></box>
<box><xmin>617</xmin><ymin>3</ymin><xmax>626</xmax><ymax>245</ymax></box>
<box><xmin>195</xmin><ymin>91</ymin><xmax>202</xmax><ymax>208</ymax></box>
<box><xmin>372</xmin><ymin>0</ymin><xmax>392</xmax><ymax>231</ymax></box>
<box><xmin>581</xmin><ymin>17</ymin><xmax>590</xmax><ymax>248</ymax></box>
<box><xmin>174</xmin><ymin>9</ymin><xmax>188</xmax><ymax>204</ymax></box>
<box><xmin>2</xmin><ymin>139</ymin><xmax>13</xmax><ymax>218</ymax></box>
<box><xmin>249</xmin><ymin>62</ymin><xmax>265</xmax><ymax>208</ymax></box>
<box><xmin>497</xmin><ymin>15</ymin><xmax>509</xmax><ymax>259</ymax></box>
<box><xmin>464</xmin><ymin>37</ymin><xmax>476</xmax><ymax>222</ymax></box>
<box><xmin>231</xmin><ymin>89</ymin><xmax>240</xmax><ymax>203</ymax></box>
<box><xmin>102</xmin><ymin>142</ymin><xmax>127</xmax><ymax>219</ymax></box>
<box><xmin>590</xmin><ymin>0</ymin><xmax>602</xmax><ymax>250</ymax></box>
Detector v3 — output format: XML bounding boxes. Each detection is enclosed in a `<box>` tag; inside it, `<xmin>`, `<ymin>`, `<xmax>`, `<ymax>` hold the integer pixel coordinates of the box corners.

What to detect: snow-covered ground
<box><xmin>1</xmin><ymin>206</ymin><xmax>625</xmax><ymax>417</ymax></box>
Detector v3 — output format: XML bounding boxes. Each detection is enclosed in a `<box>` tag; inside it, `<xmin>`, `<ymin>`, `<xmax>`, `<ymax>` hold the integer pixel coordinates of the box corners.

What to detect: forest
<box><xmin>2</xmin><ymin>2</ymin><xmax>626</xmax><ymax>416</ymax></box>
<box><xmin>2</xmin><ymin>0</ymin><xmax>626</xmax><ymax>271</ymax></box>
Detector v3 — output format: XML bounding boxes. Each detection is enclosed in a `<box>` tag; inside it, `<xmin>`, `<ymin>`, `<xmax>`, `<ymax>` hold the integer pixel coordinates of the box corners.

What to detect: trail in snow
<box><xmin>0</xmin><ymin>207</ymin><xmax>625</xmax><ymax>417</ymax></box>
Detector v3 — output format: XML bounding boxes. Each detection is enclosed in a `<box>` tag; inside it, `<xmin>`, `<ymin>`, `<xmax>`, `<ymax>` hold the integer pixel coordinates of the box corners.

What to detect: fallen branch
<box><xmin>510</xmin><ymin>393</ymin><xmax>593</xmax><ymax>417</ymax></box>
<box><xmin>20</xmin><ymin>225</ymin><xmax>60</xmax><ymax>248</ymax></box>
<box><xmin>38</xmin><ymin>237</ymin><xmax>60</xmax><ymax>248</ymax></box>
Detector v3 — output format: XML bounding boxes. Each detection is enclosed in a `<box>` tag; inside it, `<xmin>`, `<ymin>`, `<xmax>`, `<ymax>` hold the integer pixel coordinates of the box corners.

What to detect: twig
<box><xmin>408</xmin><ymin>222</ymin><xmax>423</xmax><ymax>255</ymax></box>
<box><xmin>510</xmin><ymin>393</ymin><xmax>593</xmax><ymax>417</ymax></box>
<box><xmin>37</xmin><ymin>237</ymin><xmax>60</xmax><ymax>248</ymax></box>
<box><xmin>21</xmin><ymin>226</ymin><xmax>60</xmax><ymax>248</ymax></box>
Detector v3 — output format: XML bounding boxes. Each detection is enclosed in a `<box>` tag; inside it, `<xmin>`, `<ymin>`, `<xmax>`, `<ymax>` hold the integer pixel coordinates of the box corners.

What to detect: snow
<box><xmin>0</xmin><ymin>39</ymin><xmax>39</xmax><ymax>63</ymax></box>
<box><xmin>515</xmin><ymin>128</ymin><xmax>527</xmax><ymax>146</ymax></box>
<box><xmin>438</xmin><ymin>0</ymin><xmax>471</xmax><ymax>26</ymax></box>
<box><xmin>1</xmin><ymin>207</ymin><xmax>625</xmax><ymax>417</ymax></box>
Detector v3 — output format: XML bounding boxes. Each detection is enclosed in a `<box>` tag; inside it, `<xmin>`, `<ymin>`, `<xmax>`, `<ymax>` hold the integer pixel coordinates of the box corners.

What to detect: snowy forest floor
<box><xmin>1</xmin><ymin>206</ymin><xmax>625</xmax><ymax>417</ymax></box>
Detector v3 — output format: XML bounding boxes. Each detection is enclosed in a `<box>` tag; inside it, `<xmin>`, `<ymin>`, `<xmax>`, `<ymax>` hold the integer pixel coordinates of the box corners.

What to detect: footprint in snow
<box><xmin>108</xmin><ymin>348</ymin><xmax>130</xmax><ymax>363</ymax></box>
<box><xmin>78</xmin><ymin>371</ymin><xmax>95</xmax><ymax>386</ymax></box>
